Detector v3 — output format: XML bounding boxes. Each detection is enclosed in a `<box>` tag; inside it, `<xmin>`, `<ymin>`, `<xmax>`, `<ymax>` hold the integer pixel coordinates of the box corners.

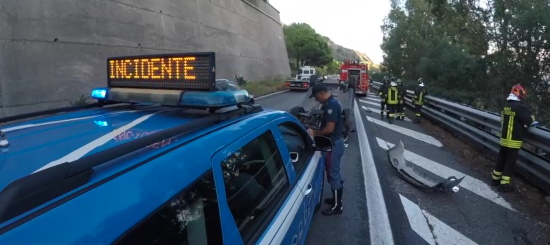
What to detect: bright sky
<box><xmin>270</xmin><ymin>0</ymin><xmax>392</xmax><ymax>64</ymax></box>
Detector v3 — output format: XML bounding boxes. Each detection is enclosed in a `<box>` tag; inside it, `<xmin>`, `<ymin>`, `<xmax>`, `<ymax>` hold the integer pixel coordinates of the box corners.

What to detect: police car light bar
<box><xmin>179</xmin><ymin>90</ymin><xmax>250</xmax><ymax>108</ymax></box>
<box><xmin>91</xmin><ymin>87</ymin><xmax>251</xmax><ymax>109</ymax></box>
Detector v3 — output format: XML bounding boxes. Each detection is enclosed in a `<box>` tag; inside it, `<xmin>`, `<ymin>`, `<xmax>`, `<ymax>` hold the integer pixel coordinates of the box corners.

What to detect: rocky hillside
<box><xmin>323</xmin><ymin>36</ymin><xmax>374</xmax><ymax>66</ymax></box>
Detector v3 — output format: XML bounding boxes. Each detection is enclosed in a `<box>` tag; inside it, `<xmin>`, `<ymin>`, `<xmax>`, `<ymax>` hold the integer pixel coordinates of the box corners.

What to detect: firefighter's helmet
<box><xmin>418</xmin><ymin>78</ymin><xmax>424</xmax><ymax>87</ymax></box>
<box><xmin>511</xmin><ymin>84</ymin><xmax>527</xmax><ymax>99</ymax></box>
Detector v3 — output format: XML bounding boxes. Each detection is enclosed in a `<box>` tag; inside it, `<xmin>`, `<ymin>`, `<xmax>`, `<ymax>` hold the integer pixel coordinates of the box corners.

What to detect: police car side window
<box><xmin>278</xmin><ymin>123</ymin><xmax>314</xmax><ymax>178</ymax></box>
<box><xmin>114</xmin><ymin>171</ymin><xmax>222</xmax><ymax>245</ymax></box>
<box><xmin>221</xmin><ymin>131</ymin><xmax>290</xmax><ymax>243</ymax></box>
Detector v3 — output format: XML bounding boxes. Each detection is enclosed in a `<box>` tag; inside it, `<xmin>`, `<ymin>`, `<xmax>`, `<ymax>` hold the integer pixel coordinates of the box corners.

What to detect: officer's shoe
<box><xmin>324</xmin><ymin>184</ymin><xmax>344</xmax><ymax>205</ymax></box>
<box><xmin>491</xmin><ymin>179</ymin><xmax>501</xmax><ymax>187</ymax></box>
<box><xmin>380</xmin><ymin>113</ymin><xmax>384</xmax><ymax>119</ymax></box>
<box><xmin>389</xmin><ymin>118</ymin><xmax>394</xmax><ymax>124</ymax></box>
<box><xmin>322</xmin><ymin>188</ymin><xmax>343</xmax><ymax>216</ymax></box>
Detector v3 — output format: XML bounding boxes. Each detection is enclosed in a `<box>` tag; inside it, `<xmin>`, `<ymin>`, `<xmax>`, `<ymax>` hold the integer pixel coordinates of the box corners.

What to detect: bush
<box><xmin>235</xmin><ymin>74</ymin><xmax>247</xmax><ymax>86</ymax></box>
<box><xmin>241</xmin><ymin>76</ymin><xmax>288</xmax><ymax>97</ymax></box>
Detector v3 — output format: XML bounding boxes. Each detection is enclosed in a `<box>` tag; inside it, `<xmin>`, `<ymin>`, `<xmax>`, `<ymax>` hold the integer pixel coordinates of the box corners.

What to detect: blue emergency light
<box><xmin>91</xmin><ymin>88</ymin><xmax>108</xmax><ymax>100</ymax></box>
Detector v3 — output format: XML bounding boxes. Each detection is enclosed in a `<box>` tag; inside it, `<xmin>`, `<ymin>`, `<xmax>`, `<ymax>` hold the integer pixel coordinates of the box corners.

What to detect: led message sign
<box><xmin>107</xmin><ymin>52</ymin><xmax>216</xmax><ymax>91</ymax></box>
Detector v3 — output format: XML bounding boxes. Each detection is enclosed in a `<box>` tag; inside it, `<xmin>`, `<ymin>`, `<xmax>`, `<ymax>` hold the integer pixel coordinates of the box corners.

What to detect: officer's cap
<box><xmin>309</xmin><ymin>84</ymin><xmax>329</xmax><ymax>98</ymax></box>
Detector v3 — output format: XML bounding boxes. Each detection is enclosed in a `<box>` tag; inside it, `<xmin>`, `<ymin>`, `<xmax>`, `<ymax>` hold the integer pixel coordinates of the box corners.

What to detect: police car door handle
<box><xmin>304</xmin><ymin>184</ymin><xmax>313</xmax><ymax>196</ymax></box>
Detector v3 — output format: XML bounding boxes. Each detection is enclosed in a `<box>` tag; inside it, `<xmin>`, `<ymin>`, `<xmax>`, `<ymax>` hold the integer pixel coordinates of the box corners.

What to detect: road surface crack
<box><xmin>420</xmin><ymin>210</ymin><xmax>438</xmax><ymax>245</ymax></box>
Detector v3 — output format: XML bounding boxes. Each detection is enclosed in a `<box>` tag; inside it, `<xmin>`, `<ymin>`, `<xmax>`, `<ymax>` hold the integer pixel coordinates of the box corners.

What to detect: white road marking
<box><xmin>399</xmin><ymin>194</ymin><xmax>436</xmax><ymax>245</ymax></box>
<box><xmin>353</xmin><ymin>100</ymin><xmax>394</xmax><ymax>244</ymax></box>
<box><xmin>377</xmin><ymin>138</ymin><xmax>516</xmax><ymax>212</ymax></box>
<box><xmin>2</xmin><ymin>110</ymin><xmax>136</xmax><ymax>132</ymax></box>
<box><xmin>255</xmin><ymin>89</ymin><xmax>289</xmax><ymax>100</ymax></box>
<box><xmin>361</xmin><ymin>105</ymin><xmax>411</xmax><ymax>122</ymax></box>
<box><xmin>422</xmin><ymin>210</ymin><xmax>478</xmax><ymax>245</ymax></box>
<box><xmin>400</xmin><ymin>194</ymin><xmax>478</xmax><ymax>245</ymax></box>
<box><xmin>365</xmin><ymin>96</ymin><xmax>382</xmax><ymax>102</ymax></box>
<box><xmin>34</xmin><ymin>113</ymin><xmax>157</xmax><ymax>173</ymax></box>
<box><xmin>366</xmin><ymin>116</ymin><xmax>443</xmax><ymax>147</ymax></box>
<box><xmin>360</xmin><ymin>100</ymin><xmax>382</xmax><ymax>108</ymax></box>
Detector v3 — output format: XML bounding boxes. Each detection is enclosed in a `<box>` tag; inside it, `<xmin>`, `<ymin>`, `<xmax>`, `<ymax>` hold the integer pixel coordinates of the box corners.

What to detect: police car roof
<box><xmin>0</xmin><ymin>100</ymin><xmax>292</xmax><ymax>225</ymax></box>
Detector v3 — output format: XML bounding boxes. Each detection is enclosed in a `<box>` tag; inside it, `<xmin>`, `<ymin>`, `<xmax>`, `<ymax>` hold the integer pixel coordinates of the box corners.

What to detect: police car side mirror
<box><xmin>290</xmin><ymin>152</ymin><xmax>299</xmax><ymax>163</ymax></box>
<box><xmin>314</xmin><ymin>135</ymin><xmax>332</xmax><ymax>152</ymax></box>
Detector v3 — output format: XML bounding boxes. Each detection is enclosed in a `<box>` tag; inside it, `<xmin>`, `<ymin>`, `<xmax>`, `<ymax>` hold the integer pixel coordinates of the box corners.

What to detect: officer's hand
<box><xmin>307</xmin><ymin>128</ymin><xmax>315</xmax><ymax>138</ymax></box>
<box><xmin>399</xmin><ymin>100</ymin><xmax>403</xmax><ymax>104</ymax></box>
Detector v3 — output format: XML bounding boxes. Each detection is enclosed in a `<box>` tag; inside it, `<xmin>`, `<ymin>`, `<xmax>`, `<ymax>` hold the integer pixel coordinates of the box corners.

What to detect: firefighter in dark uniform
<box><xmin>491</xmin><ymin>84</ymin><xmax>538</xmax><ymax>192</ymax></box>
<box><xmin>386</xmin><ymin>79</ymin><xmax>399</xmax><ymax>124</ymax></box>
<box><xmin>349</xmin><ymin>75</ymin><xmax>357</xmax><ymax>92</ymax></box>
<box><xmin>396</xmin><ymin>79</ymin><xmax>406</xmax><ymax>120</ymax></box>
<box><xmin>379</xmin><ymin>76</ymin><xmax>389</xmax><ymax>119</ymax></box>
<box><xmin>307</xmin><ymin>84</ymin><xmax>345</xmax><ymax>215</ymax></box>
<box><xmin>413</xmin><ymin>78</ymin><xmax>427</xmax><ymax>123</ymax></box>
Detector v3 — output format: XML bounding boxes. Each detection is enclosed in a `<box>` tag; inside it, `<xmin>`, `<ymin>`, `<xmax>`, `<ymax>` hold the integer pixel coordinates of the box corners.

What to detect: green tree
<box><xmin>283</xmin><ymin>23</ymin><xmax>333</xmax><ymax>70</ymax></box>
<box><xmin>326</xmin><ymin>60</ymin><xmax>341</xmax><ymax>74</ymax></box>
<box><xmin>381</xmin><ymin>0</ymin><xmax>550</xmax><ymax>126</ymax></box>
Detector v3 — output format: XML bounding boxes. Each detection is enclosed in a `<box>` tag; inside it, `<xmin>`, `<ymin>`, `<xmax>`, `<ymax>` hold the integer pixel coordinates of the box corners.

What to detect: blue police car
<box><xmin>0</xmin><ymin>52</ymin><xmax>331</xmax><ymax>244</ymax></box>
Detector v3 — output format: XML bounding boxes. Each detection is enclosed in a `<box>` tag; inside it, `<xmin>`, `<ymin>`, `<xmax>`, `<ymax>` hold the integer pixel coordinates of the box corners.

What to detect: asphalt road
<box><xmin>256</xmin><ymin>79</ymin><xmax>550</xmax><ymax>245</ymax></box>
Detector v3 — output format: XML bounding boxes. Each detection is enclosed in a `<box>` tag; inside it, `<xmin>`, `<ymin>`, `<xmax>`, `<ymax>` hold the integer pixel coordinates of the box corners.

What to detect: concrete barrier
<box><xmin>0</xmin><ymin>0</ymin><xmax>291</xmax><ymax>116</ymax></box>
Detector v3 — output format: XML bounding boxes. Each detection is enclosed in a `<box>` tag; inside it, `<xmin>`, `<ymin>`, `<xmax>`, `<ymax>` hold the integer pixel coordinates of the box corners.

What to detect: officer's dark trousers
<box><xmin>323</xmin><ymin>138</ymin><xmax>345</xmax><ymax>190</ymax></box>
<box><xmin>493</xmin><ymin>146</ymin><xmax>520</xmax><ymax>185</ymax></box>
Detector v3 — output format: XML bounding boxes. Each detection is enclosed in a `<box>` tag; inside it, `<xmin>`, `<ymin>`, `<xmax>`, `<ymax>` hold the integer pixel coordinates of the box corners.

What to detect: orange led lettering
<box><xmin>150</xmin><ymin>58</ymin><xmax>161</xmax><ymax>79</ymax></box>
<box><xmin>184</xmin><ymin>60</ymin><xmax>196</xmax><ymax>79</ymax></box>
<box><xmin>133</xmin><ymin>59</ymin><xmax>140</xmax><ymax>78</ymax></box>
<box><xmin>161</xmin><ymin>58</ymin><xmax>171</xmax><ymax>79</ymax></box>
<box><xmin>140</xmin><ymin>59</ymin><xmax>150</xmax><ymax>79</ymax></box>
<box><xmin>172</xmin><ymin>57</ymin><xmax>183</xmax><ymax>79</ymax></box>
<box><xmin>109</xmin><ymin>55</ymin><xmax>207</xmax><ymax>81</ymax></box>
<box><xmin>184</xmin><ymin>60</ymin><xmax>188</xmax><ymax>79</ymax></box>
<box><xmin>124</xmin><ymin>60</ymin><xmax>132</xmax><ymax>79</ymax></box>
<box><xmin>116</xmin><ymin>60</ymin><xmax>126</xmax><ymax>78</ymax></box>
<box><xmin>109</xmin><ymin>60</ymin><xmax>116</xmax><ymax>78</ymax></box>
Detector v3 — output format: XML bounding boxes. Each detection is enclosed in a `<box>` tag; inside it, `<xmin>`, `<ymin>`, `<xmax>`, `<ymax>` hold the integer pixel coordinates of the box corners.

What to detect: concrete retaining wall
<box><xmin>0</xmin><ymin>0</ymin><xmax>290</xmax><ymax>116</ymax></box>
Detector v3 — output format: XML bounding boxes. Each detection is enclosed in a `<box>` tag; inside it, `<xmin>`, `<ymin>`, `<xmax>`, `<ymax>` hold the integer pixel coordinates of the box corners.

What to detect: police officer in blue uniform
<box><xmin>307</xmin><ymin>84</ymin><xmax>345</xmax><ymax>215</ymax></box>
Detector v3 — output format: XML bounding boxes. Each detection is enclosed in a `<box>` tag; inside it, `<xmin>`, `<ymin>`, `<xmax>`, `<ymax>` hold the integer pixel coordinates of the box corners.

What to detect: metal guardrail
<box><xmin>370</xmin><ymin>81</ymin><xmax>550</xmax><ymax>194</ymax></box>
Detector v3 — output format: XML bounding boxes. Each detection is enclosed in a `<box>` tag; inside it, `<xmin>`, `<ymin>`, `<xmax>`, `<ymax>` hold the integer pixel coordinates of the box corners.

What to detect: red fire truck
<box><xmin>339</xmin><ymin>59</ymin><xmax>369</xmax><ymax>96</ymax></box>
